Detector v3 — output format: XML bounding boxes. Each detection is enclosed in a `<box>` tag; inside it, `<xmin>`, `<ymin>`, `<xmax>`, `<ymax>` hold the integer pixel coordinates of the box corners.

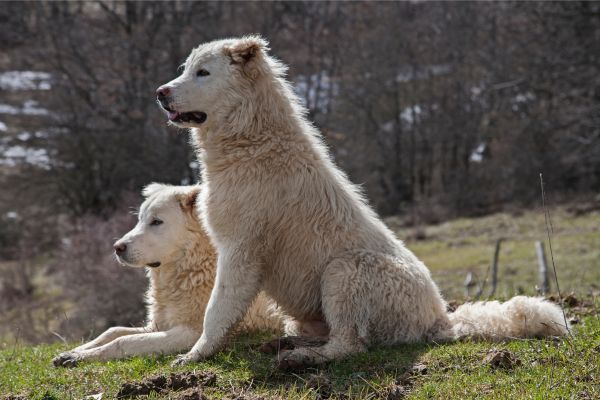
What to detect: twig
<box><xmin>9</xmin><ymin>327</ymin><xmax>21</xmax><ymax>361</ymax></box>
<box><xmin>51</xmin><ymin>331</ymin><xmax>68</xmax><ymax>344</ymax></box>
<box><xmin>475</xmin><ymin>238</ymin><xmax>503</xmax><ymax>300</ymax></box>
<box><xmin>539</xmin><ymin>173</ymin><xmax>570</xmax><ymax>334</ymax></box>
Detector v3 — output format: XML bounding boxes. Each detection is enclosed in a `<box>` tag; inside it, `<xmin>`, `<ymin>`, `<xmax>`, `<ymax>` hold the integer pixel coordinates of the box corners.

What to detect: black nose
<box><xmin>156</xmin><ymin>86</ymin><xmax>171</xmax><ymax>99</ymax></box>
<box><xmin>114</xmin><ymin>242</ymin><xmax>127</xmax><ymax>254</ymax></box>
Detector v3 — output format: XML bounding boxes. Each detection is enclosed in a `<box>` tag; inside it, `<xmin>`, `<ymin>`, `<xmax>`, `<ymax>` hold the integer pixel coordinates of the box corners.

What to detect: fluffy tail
<box><xmin>442</xmin><ymin>296</ymin><xmax>569</xmax><ymax>341</ymax></box>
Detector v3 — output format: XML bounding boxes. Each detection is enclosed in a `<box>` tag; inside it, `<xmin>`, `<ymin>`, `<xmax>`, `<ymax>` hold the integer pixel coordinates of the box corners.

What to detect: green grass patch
<box><xmin>395</xmin><ymin>207</ymin><xmax>600</xmax><ymax>299</ymax></box>
<box><xmin>1</xmin><ymin>312</ymin><xmax>598</xmax><ymax>399</ymax></box>
<box><xmin>2</xmin><ymin>206</ymin><xmax>598</xmax><ymax>399</ymax></box>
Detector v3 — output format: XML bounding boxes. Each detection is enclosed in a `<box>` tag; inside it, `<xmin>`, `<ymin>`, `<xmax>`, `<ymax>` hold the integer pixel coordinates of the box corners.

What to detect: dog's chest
<box><xmin>203</xmin><ymin>180</ymin><xmax>268</xmax><ymax>241</ymax></box>
<box><xmin>148</xmin><ymin>268</ymin><xmax>211</xmax><ymax>331</ymax></box>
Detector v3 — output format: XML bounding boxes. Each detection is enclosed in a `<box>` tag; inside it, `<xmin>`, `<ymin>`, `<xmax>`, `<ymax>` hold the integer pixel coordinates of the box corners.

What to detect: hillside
<box><xmin>1</xmin><ymin>208</ymin><xmax>598</xmax><ymax>399</ymax></box>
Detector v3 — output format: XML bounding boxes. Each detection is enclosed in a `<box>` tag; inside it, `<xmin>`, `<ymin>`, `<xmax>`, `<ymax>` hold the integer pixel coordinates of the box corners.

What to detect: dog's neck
<box><xmin>192</xmin><ymin>72</ymin><xmax>326</xmax><ymax>176</ymax></box>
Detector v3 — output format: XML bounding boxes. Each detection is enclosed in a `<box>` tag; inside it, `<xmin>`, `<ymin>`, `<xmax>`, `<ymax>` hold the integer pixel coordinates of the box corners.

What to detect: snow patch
<box><xmin>396</xmin><ymin>64</ymin><xmax>451</xmax><ymax>83</ymax></box>
<box><xmin>381</xmin><ymin>121</ymin><xmax>395</xmax><ymax>133</ymax></box>
<box><xmin>514</xmin><ymin>92</ymin><xmax>535</xmax><ymax>103</ymax></box>
<box><xmin>0</xmin><ymin>71</ymin><xmax>52</xmax><ymax>91</ymax></box>
<box><xmin>17</xmin><ymin>132</ymin><xmax>31</xmax><ymax>141</ymax></box>
<box><xmin>0</xmin><ymin>100</ymin><xmax>50</xmax><ymax>116</ymax></box>
<box><xmin>470</xmin><ymin>143</ymin><xmax>486</xmax><ymax>163</ymax></box>
<box><xmin>294</xmin><ymin>72</ymin><xmax>338</xmax><ymax>114</ymax></box>
<box><xmin>401</xmin><ymin>105</ymin><xmax>422</xmax><ymax>125</ymax></box>
<box><xmin>0</xmin><ymin>144</ymin><xmax>51</xmax><ymax>169</ymax></box>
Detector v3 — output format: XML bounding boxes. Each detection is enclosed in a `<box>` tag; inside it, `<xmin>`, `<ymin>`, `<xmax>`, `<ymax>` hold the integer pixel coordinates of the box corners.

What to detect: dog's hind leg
<box><xmin>52</xmin><ymin>326</ymin><xmax>199</xmax><ymax>367</ymax></box>
<box><xmin>277</xmin><ymin>255</ymin><xmax>372</xmax><ymax>368</ymax></box>
<box><xmin>69</xmin><ymin>326</ymin><xmax>151</xmax><ymax>352</ymax></box>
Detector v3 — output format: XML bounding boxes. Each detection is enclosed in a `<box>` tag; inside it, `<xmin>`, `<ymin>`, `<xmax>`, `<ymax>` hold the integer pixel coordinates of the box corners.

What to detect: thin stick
<box><xmin>474</xmin><ymin>238</ymin><xmax>502</xmax><ymax>300</ymax></box>
<box><xmin>488</xmin><ymin>238</ymin><xmax>503</xmax><ymax>298</ymax></box>
<box><xmin>539</xmin><ymin>173</ymin><xmax>570</xmax><ymax>334</ymax></box>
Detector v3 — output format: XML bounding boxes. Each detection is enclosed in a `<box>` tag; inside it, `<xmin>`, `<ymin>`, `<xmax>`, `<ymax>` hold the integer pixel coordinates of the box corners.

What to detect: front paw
<box><xmin>171</xmin><ymin>352</ymin><xmax>202</xmax><ymax>367</ymax></box>
<box><xmin>52</xmin><ymin>351</ymin><xmax>82</xmax><ymax>368</ymax></box>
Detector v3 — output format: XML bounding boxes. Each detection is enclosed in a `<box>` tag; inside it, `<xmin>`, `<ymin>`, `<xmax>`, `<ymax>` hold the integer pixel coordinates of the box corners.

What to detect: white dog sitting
<box><xmin>53</xmin><ymin>184</ymin><xmax>281</xmax><ymax>367</ymax></box>
<box><xmin>156</xmin><ymin>36</ymin><xmax>568</xmax><ymax>369</ymax></box>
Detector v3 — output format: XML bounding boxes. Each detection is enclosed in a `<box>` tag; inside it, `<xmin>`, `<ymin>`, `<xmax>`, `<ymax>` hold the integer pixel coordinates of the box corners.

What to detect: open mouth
<box><xmin>163</xmin><ymin>105</ymin><xmax>207</xmax><ymax>124</ymax></box>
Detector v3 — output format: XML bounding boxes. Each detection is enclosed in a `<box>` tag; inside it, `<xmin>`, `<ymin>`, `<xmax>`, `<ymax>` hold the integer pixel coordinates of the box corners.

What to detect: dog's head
<box><xmin>113</xmin><ymin>184</ymin><xmax>202</xmax><ymax>269</ymax></box>
<box><xmin>156</xmin><ymin>36</ymin><xmax>271</xmax><ymax>129</ymax></box>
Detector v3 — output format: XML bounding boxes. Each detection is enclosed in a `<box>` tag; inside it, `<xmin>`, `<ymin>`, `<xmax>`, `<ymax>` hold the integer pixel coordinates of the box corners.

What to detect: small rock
<box><xmin>578</xmin><ymin>390</ymin><xmax>592</xmax><ymax>400</ymax></box>
<box><xmin>411</xmin><ymin>363</ymin><xmax>428</xmax><ymax>375</ymax></box>
<box><xmin>483</xmin><ymin>349</ymin><xmax>521</xmax><ymax>369</ymax></box>
<box><xmin>575</xmin><ymin>374</ymin><xmax>592</xmax><ymax>382</ymax></box>
<box><xmin>387</xmin><ymin>384</ymin><xmax>408</xmax><ymax>400</ymax></box>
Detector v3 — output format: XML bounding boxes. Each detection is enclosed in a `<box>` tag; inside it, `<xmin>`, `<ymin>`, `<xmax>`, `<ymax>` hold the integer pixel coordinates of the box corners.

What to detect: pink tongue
<box><xmin>168</xmin><ymin>111</ymin><xmax>178</xmax><ymax>121</ymax></box>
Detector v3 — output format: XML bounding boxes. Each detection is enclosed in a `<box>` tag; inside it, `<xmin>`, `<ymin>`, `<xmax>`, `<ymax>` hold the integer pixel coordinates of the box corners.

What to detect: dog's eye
<box><xmin>196</xmin><ymin>69</ymin><xmax>210</xmax><ymax>77</ymax></box>
<box><xmin>150</xmin><ymin>219</ymin><xmax>163</xmax><ymax>226</ymax></box>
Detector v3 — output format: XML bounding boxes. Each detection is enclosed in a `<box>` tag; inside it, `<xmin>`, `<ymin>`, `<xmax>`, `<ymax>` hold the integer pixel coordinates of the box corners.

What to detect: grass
<box><xmin>1</xmin><ymin>312</ymin><xmax>598</xmax><ymax>399</ymax></box>
<box><xmin>392</xmin><ymin>206</ymin><xmax>600</xmax><ymax>299</ymax></box>
<box><xmin>1</xmin><ymin>206</ymin><xmax>599</xmax><ymax>399</ymax></box>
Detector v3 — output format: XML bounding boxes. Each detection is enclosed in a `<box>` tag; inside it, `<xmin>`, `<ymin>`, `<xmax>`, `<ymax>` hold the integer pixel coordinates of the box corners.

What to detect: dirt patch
<box><xmin>547</xmin><ymin>292</ymin><xmax>587</xmax><ymax>308</ymax></box>
<box><xmin>116</xmin><ymin>371</ymin><xmax>216</xmax><ymax>398</ymax></box>
<box><xmin>387</xmin><ymin>384</ymin><xmax>409</xmax><ymax>400</ymax></box>
<box><xmin>305</xmin><ymin>373</ymin><xmax>333</xmax><ymax>399</ymax></box>
<box><xmin>483</xmin><ymin>349</ymin><xmax>521</xmax><ymax>370</ymax></box>
<box><xmin>385</xmin><ymin>361</ymin><xmax>429</xmax><ymax>399</ymax></box>
<box><xmin>258</xmin><ymin>336</ymin><xmax>328</xmax><ymax>354</ymax></box>
<box><xmin>174</xmin><ymin>388</ymin><xmax>206</xmax><ymax>400</ymax></box>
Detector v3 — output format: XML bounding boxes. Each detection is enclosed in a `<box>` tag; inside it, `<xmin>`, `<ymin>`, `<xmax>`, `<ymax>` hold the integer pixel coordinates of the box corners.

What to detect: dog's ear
<box><xmin>142</xmin><ymin>183</ymin><xmax>168</xmax><ymax>198</ymax></box>
<box><xmin>225</xmin><ymin>36</ymin><xmax>269</xmax><ymax>78</ymax></box>
<box><xmin>177</xmin><ymin>186</ymin><xmax>201</xmax><ymax>216</ymax></box>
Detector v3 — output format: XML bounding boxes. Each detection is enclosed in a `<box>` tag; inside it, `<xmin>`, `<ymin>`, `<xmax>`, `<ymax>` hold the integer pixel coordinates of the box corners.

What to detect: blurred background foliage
<box><xmin>0</xmin><ymin>1</ymin><xmax>598</xmax><ymax>343</ymax></box>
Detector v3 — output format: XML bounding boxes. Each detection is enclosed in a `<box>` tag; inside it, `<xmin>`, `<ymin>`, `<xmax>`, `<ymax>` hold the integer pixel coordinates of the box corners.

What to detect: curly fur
<box><xmin>53</xmin><ymin>184</ymin><xmax>281</xmax><ymax>367</ymax></box>
<box><xmin>158</xmin><ymin>36</ymin><xmax>568</xmax><ymax>367</ymax></box>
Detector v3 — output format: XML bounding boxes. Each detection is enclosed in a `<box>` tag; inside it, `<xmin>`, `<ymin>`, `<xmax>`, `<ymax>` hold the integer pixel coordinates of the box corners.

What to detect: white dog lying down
<box><xmin>53</xmin><ymin>184</ymin><xmax>281</xmax><ymax>367</ymax></box>
<box><xmin>156</xmin><ymin>36</ymin><xmax>569</xmax><ymax>368</ymax></box>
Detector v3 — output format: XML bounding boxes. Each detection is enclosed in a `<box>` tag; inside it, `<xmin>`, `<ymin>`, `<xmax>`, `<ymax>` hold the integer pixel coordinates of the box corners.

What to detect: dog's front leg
<box><xmin>53</xmin><ymin>326</ymin><xmax>199</xmax><ymax>367</ymax></box>
<box><xmin>172</xmin><ymin>249</ymin><xmax>261</xmax><ymax>366</ymax></box>
<box><xmin>52</xmin><ymin>326</ymin><xmax>150</xmax><ymax>366</ymax></box>
<box><xmin>70</xmin><ymin>326</ymin><xmax>151</xmax><ymax>352</ymax></box>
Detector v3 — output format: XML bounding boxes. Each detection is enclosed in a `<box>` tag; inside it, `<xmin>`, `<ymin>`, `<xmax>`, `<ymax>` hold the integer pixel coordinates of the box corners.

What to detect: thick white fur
<box><xmin>449</xmin><ymin>296</ymin><xmax>568</xmax><ymax>340</ymax></box>
<box><xmin>159</xmin><ymin>37</ymin><xmax>568</xmax><ymax>366</ymax></box>
<box><xmin>53</xmin><ymin>184</ymin><xmax>281</xmax><ymax>366</ymax></box>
